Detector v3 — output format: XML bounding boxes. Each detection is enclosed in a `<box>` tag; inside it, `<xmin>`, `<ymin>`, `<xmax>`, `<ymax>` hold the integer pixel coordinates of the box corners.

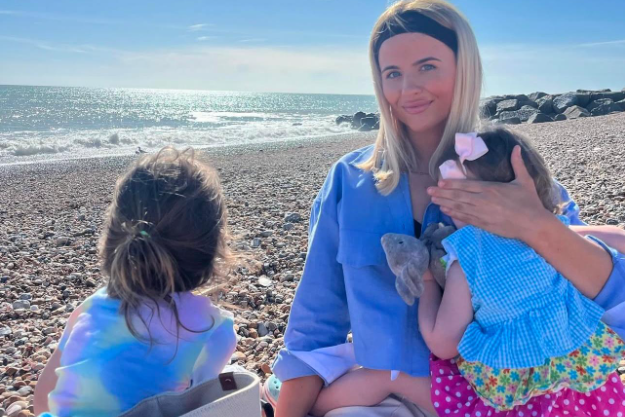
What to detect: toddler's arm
<box><xmin>33</xmin><ymin>347</ymin><xmax>62</xmax><ymax>414</ymax></box>
<box><xmin>572</xmin><ymin>225</ymin><xmax>625</xmax><ymax>254</ymax></box>
<box><xmin>418</xmin><ymin>267</ymin><xmax>473</xmax><ymax>359</ymax></box>
<box><xmin>34</xmin><ymin>302</ymin><xmax>86</xmax><ymax>414</ymax></box>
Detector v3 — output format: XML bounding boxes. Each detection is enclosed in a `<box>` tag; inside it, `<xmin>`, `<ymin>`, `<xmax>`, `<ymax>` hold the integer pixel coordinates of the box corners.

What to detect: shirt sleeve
<box><xmin>272</xmin><ymin>162</ymin><xmax>351</xmax><ymax>382</ymax></box>
<box><xmin>191</xmin><ymin>310</ymin><xmax>237</xmax><ymax>385</ymax></box>
<box><xmin>56</xmin><ymin>296</ymin><xmax>92</xmax><ymax>353</ymax></box>
<box><xmin>556</xmin><ymin>180</ymin><xmax>584</xmax><ymax>225</ymax></box>
<box><xmin>556</xmin><ymin>181</ymin><xmax>625</xmax><ymax>336</ymax></box>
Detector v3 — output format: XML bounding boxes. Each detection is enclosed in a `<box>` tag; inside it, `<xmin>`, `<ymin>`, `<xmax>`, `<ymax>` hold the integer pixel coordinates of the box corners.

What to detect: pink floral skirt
<box><xmin>430</xmin><ymin>356</ymin><xmax>625</xmax><ymax>416</ymax></box>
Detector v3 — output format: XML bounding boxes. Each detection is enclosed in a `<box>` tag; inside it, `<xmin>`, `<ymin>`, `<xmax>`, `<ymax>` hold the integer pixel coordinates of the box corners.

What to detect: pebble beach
<box><xmin>1</xmin><ymin>113</ymin><xmax>625</xmax><ymax>416</ymax></box>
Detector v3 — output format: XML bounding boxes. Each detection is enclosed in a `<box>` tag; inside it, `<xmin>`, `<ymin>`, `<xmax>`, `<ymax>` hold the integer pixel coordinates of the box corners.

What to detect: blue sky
<box><xmin>1</xmin><ymin>0</ymin><xmax>624</xmax><ymax>96</ymax></box>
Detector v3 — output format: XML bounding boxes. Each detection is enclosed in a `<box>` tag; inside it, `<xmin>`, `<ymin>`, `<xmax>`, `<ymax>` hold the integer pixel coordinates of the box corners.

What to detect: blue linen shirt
<box><xmin>272</xmin><ymin>145</ymin><xmax>625</xmax><ymax>382</ymax></box>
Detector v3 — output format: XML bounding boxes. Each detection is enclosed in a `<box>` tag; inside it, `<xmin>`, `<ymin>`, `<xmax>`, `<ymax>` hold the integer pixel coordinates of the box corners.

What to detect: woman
<box><xmin>270</xmin><ymin>1</ymin><xmax>625</xmax><ymax>416</ymax></box>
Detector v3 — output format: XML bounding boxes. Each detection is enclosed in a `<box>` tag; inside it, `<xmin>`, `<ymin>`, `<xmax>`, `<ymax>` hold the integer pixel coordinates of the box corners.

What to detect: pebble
<box><xmin>284</xmin><ymin>212</ymin><xmax>303</xmax><ymax>223</ymax></box>
<box><xmin>11</xmin><ymin>301</ymin><xmax>30</xmax><ymax>311</ymax></box>
<box><xmin>257</xmin><ymin>276</ymin><xmax>272</xmax><ymax>287</ymax></box>
<box><xmin>6</xmin><ymin>401</ymin><xmax>27</xmax><ymax>416</ymax></box>
<box><xmin>258</xmin><ymin>323</ymin><xmax>269</xmax><ymax>337</ymax></box>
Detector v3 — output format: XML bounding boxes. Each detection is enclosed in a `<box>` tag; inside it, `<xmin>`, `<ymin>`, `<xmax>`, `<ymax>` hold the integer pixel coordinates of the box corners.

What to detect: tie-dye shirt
<box><xmin>47</xmin><ymin>288</ymin><xmax>236</xmax><ymax>417</ymax></box>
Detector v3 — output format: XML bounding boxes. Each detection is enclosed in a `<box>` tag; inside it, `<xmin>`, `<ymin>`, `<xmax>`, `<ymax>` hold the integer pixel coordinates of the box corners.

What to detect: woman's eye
<box><xmin>420</xmin><ymin>64</ymin><xmax>436</xmax><ymax>72</ymax></box>
<box><xmin>386</xmin><ymin>71</ymin><xmax>401</xmax><ymax>79</ymax></box>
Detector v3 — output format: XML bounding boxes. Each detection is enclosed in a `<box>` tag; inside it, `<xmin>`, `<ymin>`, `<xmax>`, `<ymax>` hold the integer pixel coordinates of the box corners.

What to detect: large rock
<box><xmin>563</xmin><ymin>105</ymin><xmax>590</xmax><ymax>119</ymax></box>
<box><xmin>527</xmin><ymin>112</ymin><xmax>553</xmax><ymax>124</ymax></box>
<box><xmin>590</xmin><ymin>102</ymin><xmax>623</xmax><ymax>117</ymax></box>
<box><xmin>618</xmin><ymin>99</ymin><xmax>625</xmax><ymax>111</ymax></box>
<box><xmin>335</xmin><ymin>115</ymin><xmax>352</xmax><ymax>125</ymax></box>
<box><xmin>351</xmin><ymin>112</ymin><xmax>367</xmax><ymax>129</ymax></box>
<box><xmin>358</xmin><ymin>116</ymin><xmax>379</xmax><ymax>131</ymax></box>
<box><xmin>528</xmin><ymin>91</ymin><xmax>548</xmax><ymax>101</ymax></box>
<box><xmin>515</xmin><ymin>94</ymin><xmax>538</xmax><ymax>108</ymax></box>
<box><xmin>580</xmin><ymin>90</ymin><xmax>625</xmax><ymax>102</ymax></box>
<box><xmin>479</xmin><ymin>98</ymin><xmax>498</xmax><ymax>118</ymax></box>
<box><xmin>499</xmin><ymin>105</ymin><xmax>539</xmax><ymax>122</ymax></box>
<box><xmin>598</xmin><ymin>91</ymin><xmax>625</xmax><ymax>102</ymax></box>
<box><xmin>553</xmin><ymin>92</ymin><xmax>592</xmax><ymax>113</ymax></box>
<box><xmin>499</xmin><ymin>116</ymin><xmax>521</xmax><ymax>125</ymax></box>
<box><xmin>587</xmin><ymin>98</ymin><xmax>615</xmax><ymax>112</ymax></box>
<box><xmin>554</xmin><ymin>114</ymin><xmax>567</xmax><ymax>121</ymax></box>
<box><xmin>536</xmin><ymin>96</ymin><xmax>554</xmax><ymax>114</ymax></box>
<box><xmin>496</xmin><ymin>99</ymin><xmax>520</xmax><ymax>113</ymax></box>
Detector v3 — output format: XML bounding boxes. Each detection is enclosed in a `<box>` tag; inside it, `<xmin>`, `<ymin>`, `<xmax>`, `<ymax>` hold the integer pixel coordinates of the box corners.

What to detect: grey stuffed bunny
<box><xmin>381</xmin><ymin>223</ymin><xmax>456</xmax><ymax>305</ymax></box>
<box><xmin>381</xmin><ymin>233</ymin><xmax>429</xmax><ymax>305</ymax></box>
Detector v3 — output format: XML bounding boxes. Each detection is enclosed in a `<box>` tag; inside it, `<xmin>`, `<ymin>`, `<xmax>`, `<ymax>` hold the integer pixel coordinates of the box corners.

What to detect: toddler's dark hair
<box><xmin>99</xmin><ymin>147</ymin><xmax>229</xmax><ymax>341</ymax></box>
<box><xmin>440</xmin><ymin>127</ymin><xmax>559</xmax><ymax>213</ymax></box>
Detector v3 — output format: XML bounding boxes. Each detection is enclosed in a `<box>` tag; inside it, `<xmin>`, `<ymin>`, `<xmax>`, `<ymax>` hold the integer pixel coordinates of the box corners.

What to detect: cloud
<box><xmin>0</xmin><ymin>36</ymin><xmax>87</xmax><ymax>53</ymax></box>
<box><xmin>238</xmin><ymin>38</ymin><xmax>266</xmax><ymax>43</ymax></box>
<box><xmin>196</xmin><ymin>36</ymin><xmax>215</xmax><ymax>42</ymax></box>
<box><xmin>26</xmin><ymin>44</ymin><xmax>374</xmax><ymax>94</ymax></box>
<box><xmin>0</xmin><ymin>35</ymin><xmax>130</xmax><ymax>56</ymax></box>
<box><xmin>578</xmin><ymin>39</ymin><xmax>625</xmax><ymax>47</ymax></box>
<box><xmin>188</xmin><ymin>23</ymin><xmax>211</xmax><ymax>32</ymax></box>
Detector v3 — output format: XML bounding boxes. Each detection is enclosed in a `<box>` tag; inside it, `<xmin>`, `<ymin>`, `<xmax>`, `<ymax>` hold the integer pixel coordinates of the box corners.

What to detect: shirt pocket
<box><xmin>336</xmin><ymin>229</ymin><xmax>387</xmax><ymax>267</ymax></box>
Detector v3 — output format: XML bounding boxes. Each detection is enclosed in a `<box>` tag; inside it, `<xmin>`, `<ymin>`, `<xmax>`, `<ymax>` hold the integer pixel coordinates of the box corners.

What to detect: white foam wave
<box><xmin>12</xmin><ymin>144</ymin><xmax>72</xmax><ymax>156</ymax></box>
<box><xmin>189</xmin><ymin>111</ymin><xmax>282</xmax><ymax>123</ymax></box>
<box><xmin>0</xmin><ymin>116</ymin><xmax>353</xmax><ymax>164</ymax></box>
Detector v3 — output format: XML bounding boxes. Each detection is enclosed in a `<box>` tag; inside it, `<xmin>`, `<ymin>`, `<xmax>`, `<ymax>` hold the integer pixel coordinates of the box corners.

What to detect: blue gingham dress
<box><xmin>442</xmin><ymin>216</ymin><xmax>605</xmax><ymax>369</ymax></box>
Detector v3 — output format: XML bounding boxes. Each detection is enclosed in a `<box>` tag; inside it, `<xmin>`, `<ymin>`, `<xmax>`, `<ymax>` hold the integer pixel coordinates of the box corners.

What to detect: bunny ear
<box><xmin>455</xmin><ymin>132</ymin><xmax>489</xmax><ymax>163</ymax></box>
<box><xmin>439</xmin><ymin>159</ymin><xmax>466</xmax><ymax>180</ymax></box>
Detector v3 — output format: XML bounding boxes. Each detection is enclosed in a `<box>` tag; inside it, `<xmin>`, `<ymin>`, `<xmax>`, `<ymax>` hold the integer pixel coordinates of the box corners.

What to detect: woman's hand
<box><xmin>427</xmin><ymin>146</ymin><xmax>550</xmax><ymax>241</ymax></box>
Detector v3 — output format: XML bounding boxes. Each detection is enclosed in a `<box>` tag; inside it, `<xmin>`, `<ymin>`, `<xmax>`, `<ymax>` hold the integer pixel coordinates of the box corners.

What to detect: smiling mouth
<box><xmin>402</xmin><ymin>101</ymin><xmax>433</xmax><ymax>115</ymax></box>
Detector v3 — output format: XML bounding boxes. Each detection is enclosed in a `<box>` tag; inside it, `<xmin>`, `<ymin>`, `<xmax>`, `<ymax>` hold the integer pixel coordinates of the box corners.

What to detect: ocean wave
<box><xmin>12</xmin><ymin>144</ymin><xmax>72</xmax><ymax>156</ymax></box>
<box><xmin>0</xmin><ymin>117</ymin><xmax>353</xmax><ymax>163</ymax></box>
<box><xmin>189</xmin><ymin>111</ymin><xmax>284</xmax><ymax>123</ymax></box>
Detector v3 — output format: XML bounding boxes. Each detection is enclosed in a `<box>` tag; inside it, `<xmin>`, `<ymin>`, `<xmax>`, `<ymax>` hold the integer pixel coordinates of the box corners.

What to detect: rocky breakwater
<box><xmin>481</xmin><ymin>88</ymin><xmax>625</xmax><ymax>125</ymax></box>
<box><xmin>336</xmin><ymin>111</ymin><xmax>380</xmax><ymax>131</ymax></box>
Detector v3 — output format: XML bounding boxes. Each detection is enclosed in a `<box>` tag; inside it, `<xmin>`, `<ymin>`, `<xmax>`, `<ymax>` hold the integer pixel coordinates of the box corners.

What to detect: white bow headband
<box><xmin>439</xmin><ymin>132</ymin><xmax>489</xmax><ymax>180</ymax></box>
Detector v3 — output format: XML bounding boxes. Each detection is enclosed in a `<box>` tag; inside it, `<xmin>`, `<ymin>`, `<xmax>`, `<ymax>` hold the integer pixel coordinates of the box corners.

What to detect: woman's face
<box><xmin>378</xmin><ymin>32</ymin><xmax>457</xmax><ymax>136</ymax></box>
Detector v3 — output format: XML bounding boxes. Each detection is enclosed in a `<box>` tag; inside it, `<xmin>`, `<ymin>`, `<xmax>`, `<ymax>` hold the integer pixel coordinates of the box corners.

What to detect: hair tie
<box><xmin>139</xmin><ymin>230</ymin><xmax>151</xmax><ymax>238</ymax></box>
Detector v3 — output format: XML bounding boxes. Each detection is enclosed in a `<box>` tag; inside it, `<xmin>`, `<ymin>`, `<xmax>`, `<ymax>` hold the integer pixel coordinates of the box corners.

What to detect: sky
<box><xmin>1</xmin><ymin>0</ymin><xmax>624</xmax><ymax>97</ymax></box>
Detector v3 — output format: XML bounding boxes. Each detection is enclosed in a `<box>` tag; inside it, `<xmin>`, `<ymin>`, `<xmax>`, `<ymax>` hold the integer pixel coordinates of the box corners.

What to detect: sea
<box><xmin>0</xmin><ymin>85</ymin><xmax>378</xmax><ymax>165</ymax></box>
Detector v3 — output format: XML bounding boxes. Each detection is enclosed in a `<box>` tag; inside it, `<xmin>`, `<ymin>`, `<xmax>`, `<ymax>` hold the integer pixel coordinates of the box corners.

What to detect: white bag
<box><xmin>119</xmin><ymin>371</ymin><xmax>263</xmax><ymax>417</ymax></box>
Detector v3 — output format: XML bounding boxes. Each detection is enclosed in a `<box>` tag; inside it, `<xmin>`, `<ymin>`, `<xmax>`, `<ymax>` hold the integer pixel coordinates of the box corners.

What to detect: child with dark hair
<box><xmin>34</xmin><ymin>147</ymin><xmax>236</xmax><ymax>417</ymax></box>
<box><xmin>423</xmin><ymin>127</ymin><xmax>625</xmax><ymax>416</ymax></box>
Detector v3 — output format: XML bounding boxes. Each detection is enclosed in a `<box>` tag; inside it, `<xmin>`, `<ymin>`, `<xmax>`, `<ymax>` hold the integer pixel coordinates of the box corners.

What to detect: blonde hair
<box><xmin>358</xmin><ymin>0</ymin><xmax>483</xmax><ymax>195</ymax></box>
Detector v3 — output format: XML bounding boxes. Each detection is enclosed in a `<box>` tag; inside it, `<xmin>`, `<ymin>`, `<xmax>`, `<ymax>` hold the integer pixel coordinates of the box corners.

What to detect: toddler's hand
<box><xmin>423</xmin><ymin>270</ymin><xmax>435</xmax><ymax>282</ymax></box>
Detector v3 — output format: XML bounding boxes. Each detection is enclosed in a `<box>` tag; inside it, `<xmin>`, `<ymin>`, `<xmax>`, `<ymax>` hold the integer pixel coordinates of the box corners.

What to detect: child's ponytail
<box><xmin>99</xmin><ymin>147</ymin><xmax>230</xmax><ymax>342</ymax></box>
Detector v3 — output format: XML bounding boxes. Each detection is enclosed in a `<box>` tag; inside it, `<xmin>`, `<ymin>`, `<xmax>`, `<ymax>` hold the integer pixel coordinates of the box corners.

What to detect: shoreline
<box><xmin>2</xmin><ymin>114</ymin><xmax>625</xmax><ymax>415</ymax></box>
<box><xmin>0</xmin><ymin>131</ymin><xmax>369</xmax><ymax>169</ymax></box>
